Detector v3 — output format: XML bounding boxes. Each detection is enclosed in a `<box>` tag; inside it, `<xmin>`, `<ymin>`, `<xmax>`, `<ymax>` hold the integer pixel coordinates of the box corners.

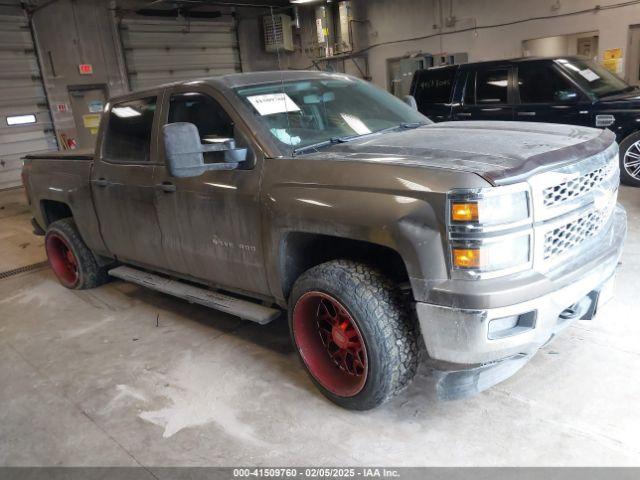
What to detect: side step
<box><xmin>108</xmin><ymin>266</ymin><xmax>281</xmax><ymax>325</ymax></box>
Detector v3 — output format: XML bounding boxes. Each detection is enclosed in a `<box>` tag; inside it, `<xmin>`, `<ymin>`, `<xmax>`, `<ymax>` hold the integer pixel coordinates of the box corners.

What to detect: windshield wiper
<box><xmin>293</xmin><ymin>122</ymin><xmax>427</xmax><ymax>155</ymax></box>
<box><xmin>294</xmin><ymin>135</ymin><xmax>359</xmax><ymax>155</ymax></box>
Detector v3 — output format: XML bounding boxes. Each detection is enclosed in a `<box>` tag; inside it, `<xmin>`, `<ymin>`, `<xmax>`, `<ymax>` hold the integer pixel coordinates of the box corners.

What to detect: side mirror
<box><xmin>554</xmin><ymin>90</ymin><xmax>579</xmax><ymax>103</ymax></box>
<box><xmin>163</xmin><ymin>122</ymin><xmax>248</xmax><ymax>178</ymax></box>
<box><xmin>403</xmin><ymin>95</ymin><xmax>418</xmax><ymax>110</ymax></box>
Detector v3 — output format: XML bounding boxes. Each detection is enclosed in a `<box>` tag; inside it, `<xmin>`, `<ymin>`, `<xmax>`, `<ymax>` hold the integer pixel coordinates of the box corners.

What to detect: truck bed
<box><xmin>23</xmin><ymin>148</ymin><xmax>94</xmax><ymax>161</ymax></box>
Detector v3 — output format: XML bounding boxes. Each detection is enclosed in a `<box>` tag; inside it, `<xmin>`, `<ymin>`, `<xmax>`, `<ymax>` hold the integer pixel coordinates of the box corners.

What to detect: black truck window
<box><xmin>518</xmin><ymin>63</ymin><xmax>571</xmax><ymax>103</ymax></box>
<box><xmin>414</xmin><ymin>67</ymin><xmax>456</xmax><ymax>105</ymax></box>
<box><xmin>103</xmin><ymin>97</ymin><xmax>156</xmax><ymax>163</ymax></box>
<box><xmin>475</xmin><ymin>69</ymin><xmax>509</xmax><ymax>104</ymax></box>
<box><xmin>168</xmin><ymin>92</ymin><xmax>246</xmax><ymax>164</ymax></box>
<box><xmin>168</xmin><ymin>93</ymin><xmax>234</xmax><ymax>142</ymax></box>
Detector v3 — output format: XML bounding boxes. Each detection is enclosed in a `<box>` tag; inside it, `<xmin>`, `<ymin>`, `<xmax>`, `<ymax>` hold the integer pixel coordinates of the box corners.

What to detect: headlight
<box><xmin>448</xmin><ymin>186</ymin><xmax>531</xmax><ymax>231</ymax></box>
<box><xmin>451</xmin><ymin>234</ymin><xmax>531</xmax><ymax>274</ymax></box>
<box><xmin>447</xmin><ymin>184</ymin><xmax>533</xmax><ymax>278</ymax></box>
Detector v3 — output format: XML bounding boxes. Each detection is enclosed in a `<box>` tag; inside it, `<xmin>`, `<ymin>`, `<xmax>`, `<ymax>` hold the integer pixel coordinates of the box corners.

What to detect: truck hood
<box><xmin>305</xmin><ymin>121</ymin><xmax>615</xmax><ymax>185</ymax></box>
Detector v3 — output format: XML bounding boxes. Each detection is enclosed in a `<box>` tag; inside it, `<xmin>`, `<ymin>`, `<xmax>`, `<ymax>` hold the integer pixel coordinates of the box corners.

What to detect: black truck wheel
<box><xmin>619</xmin><ymin>131</ymin><xmax>640</xmax><ymax>187</ymax></box>
<box><xmin>289</xmin><ymin>260</ymin><xmax>419</xmax><ymax>410</ymax></box>
<box><xmin>45</xmin><ymin>218</ymin><xmax>109</xmax><ymax>290</ymax></box>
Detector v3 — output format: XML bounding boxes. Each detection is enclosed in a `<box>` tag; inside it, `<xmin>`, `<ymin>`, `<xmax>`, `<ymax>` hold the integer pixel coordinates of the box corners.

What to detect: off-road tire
<box><xmin>619</xmin><ymin>131</ymin><xmax>640</xmax><ymax>187</ymax></box>
<box><xmin>289</xmin><ymin>260</ymin><xmax>420</xmax><ymax>410</ymax></box>
<box><xmin>45</xmin><ymin>218</ymin><xmax>109</xmax><ymax>289</ymax></box>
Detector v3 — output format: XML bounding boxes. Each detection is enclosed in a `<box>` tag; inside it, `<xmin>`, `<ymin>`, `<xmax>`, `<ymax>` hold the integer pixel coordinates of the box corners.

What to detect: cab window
<box><xmin>518</xmin><ymin>63</ymin><xmax>575</xmax><ymax>103</ymax></box>
<box><xmin>103</xmin><ymin>97</ymin><xmax>156</xmax><ymax>163</ymax></box>
<box><xmin>168</xmin><ymin>92</ymin><xmax>244</xmax><ymax>164</ymax></box>
<box><xmin>475</xmin><ymin>69</ymin><xmax>509</xmax><ymax>104</ymax></box>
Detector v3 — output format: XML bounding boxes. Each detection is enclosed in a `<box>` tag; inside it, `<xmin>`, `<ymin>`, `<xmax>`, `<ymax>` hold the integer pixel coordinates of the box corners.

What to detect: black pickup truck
<box><xmin>410</xmin><ymin>56</ymin><xmax>640</xmax><ymax>187</ymax></box>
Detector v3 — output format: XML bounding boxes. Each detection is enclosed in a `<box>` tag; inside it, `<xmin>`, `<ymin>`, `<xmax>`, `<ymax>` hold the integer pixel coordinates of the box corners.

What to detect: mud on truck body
<box><xmin>22</xmin><ymin>71</ymin><xmax>626</xmax><ymax>410</ymax></box>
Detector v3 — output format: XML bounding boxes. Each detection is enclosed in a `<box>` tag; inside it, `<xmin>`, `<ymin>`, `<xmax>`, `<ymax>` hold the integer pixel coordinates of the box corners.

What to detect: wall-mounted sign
<box><xmin>88</xmin><ymin>100</ymin><xmax>104</xmax><ymax>113</ymax></box>
<box><xmin>603</xmin><ymin>48</ymin><xmax>623</xmax><ymax>60</ymax></box>
<box><xmin>603</xmin><ymin>48</ymin><xmax>623</xmax><ymax>74</ymax></box>
<box><xmin>78</xmin><ymin>64</ymin><xmax>93</xmax><ymax>75</ymax></box>
<box><xmin>82</xmin><ymin>113</ymin><xmax>101</xmax><ymax>135</ymax></box>
<box><xmin>56</xmin><ymin>103</ymin><xmax>68</xmax><ymax>112</ymax></box>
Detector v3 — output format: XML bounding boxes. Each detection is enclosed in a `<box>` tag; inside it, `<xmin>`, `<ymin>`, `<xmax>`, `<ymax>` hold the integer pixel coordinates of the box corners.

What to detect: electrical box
<box><xmin>315</xmin><ymin>5</ymin><xmax>334</xmax><ymax>57</ymax></box>
<box><xmin>336</xmin><ymin>1</ymin><xmax>353</xmax><ymax>54</ymax></box>
<box><xmin>263</xmin><ymin>14</ymin><xmax>294</xmax><ymax>53</ymax></box>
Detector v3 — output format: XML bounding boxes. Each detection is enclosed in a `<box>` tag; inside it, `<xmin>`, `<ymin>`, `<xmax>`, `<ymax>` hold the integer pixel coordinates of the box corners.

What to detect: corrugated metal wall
<box><xmin>119</xmin><ymin>16</ymin><xmax>241</xmax><ymax>91</ymax></box>
<box><xmin>0</xmin><ymin>3</ymin><xmax>57</xmax><ymax>190</ymax></box>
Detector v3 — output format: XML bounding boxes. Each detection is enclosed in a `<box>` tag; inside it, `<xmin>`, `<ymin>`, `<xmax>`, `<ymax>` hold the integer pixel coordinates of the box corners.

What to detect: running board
<box><xmin>108</xmin><ymin>266</ymin><xmax>280</xmax><ymax>325</ymax></box>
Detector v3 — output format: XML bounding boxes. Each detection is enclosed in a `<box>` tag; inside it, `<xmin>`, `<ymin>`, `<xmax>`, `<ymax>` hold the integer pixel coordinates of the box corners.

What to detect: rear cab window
<box><xmin>103</xmin><ymin>97</ymin><xmax>157</xmax><ymax>163</ymax></box>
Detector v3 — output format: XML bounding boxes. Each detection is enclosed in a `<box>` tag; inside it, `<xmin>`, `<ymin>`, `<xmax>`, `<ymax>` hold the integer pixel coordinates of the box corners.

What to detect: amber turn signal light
<box><xmin>452</xmin><ymin>248</ymin><xmax>481</xmax><ymax>268</ymax></box>
<box><xmin>451</xmin><ymin>202</ymin><xmax>479</xmax><ymax>222</ymax></box>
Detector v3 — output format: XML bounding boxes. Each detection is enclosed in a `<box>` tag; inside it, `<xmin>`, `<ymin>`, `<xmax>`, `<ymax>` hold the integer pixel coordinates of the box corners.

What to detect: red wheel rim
<box><xmin>293</xmin><ymin>291</ymin><xmax>367</xmax><ymax>397</ymax></box>
<box><xmin>45</xmin><ymin>233</ymin><xmax>79</xmax><ymax>288</ymax></box>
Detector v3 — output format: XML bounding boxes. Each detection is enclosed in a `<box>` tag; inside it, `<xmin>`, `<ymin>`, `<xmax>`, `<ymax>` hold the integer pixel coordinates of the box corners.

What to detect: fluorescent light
<box><xmin>112</xmin><ymin>106</ymin><xmax>141</xmax><ymax>118</ymax></box>
<box><xmin>6</xmin><ymin>114</ymin><xmax>36</xmax><ymax>126</ymax></box>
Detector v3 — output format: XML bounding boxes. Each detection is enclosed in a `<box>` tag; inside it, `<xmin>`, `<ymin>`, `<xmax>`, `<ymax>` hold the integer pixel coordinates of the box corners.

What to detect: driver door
<box><xmin>514</xmin><ymin>61</ymin><xmax>592</xmax><ymax>127</ymax></box>
<box><xmin>152</xmin><ymin>86</ymin><xmax>270</xmax><ymax>296</ymax></box>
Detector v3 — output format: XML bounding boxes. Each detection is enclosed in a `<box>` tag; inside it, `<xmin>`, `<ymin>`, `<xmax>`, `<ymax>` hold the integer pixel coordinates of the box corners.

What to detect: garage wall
<box><xmin>31</xmin><ymin>0</ymin><xmax>128</xmax><ymax>151</ymax></box>
<box><xmin>119</xmin><ymin>14</ymin><xmax>241</xmax><ymax>91</ymax></box>
<box><xmin>287</xmin><ymin>0</ymin><xmax>640</xmax><ymax>89</ymax></box>
<box><xmin>0</xmin><ymin>2</ymin><xmax>56</xmax><ymax>190</ymax></box>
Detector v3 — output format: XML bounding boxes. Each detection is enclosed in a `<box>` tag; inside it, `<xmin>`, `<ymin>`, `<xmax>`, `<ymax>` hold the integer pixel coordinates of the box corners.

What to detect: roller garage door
<box><xmin>0</xmin><ymin>3</ymin><xmax>56</xmax><ymax>190</ymax></box>
<box><xmin>119</xmin><ymin>16</ymin><xmax>241</xmax><ymax>91</ymax></box>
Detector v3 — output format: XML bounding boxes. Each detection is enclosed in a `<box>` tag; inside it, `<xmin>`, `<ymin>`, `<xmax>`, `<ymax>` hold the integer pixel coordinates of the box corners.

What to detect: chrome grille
<box><xmin>543</xmin><ymin>206</ymin><xmax>612</xmax><ymax>260</ymax></box>
<box><xmin>530</xmin><ymin>142</ymin><xmax>619</xmax><ymax>271</ymax></box>
<box><xmin>543</xmin><ymin>160</ymin><xmax>617</xmax><ymax>207</ymax></box>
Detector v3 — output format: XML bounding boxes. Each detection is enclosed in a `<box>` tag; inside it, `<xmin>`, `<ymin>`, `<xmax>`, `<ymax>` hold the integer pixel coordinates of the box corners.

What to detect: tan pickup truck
<box><xmin>22</xmin><ymin>71</ymin><xmax>626</xmax><ymax>410</ymax></box>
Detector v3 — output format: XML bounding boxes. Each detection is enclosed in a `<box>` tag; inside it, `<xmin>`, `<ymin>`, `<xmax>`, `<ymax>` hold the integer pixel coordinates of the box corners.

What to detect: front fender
<box><xmin>261</xmin><ymin>157</ymin><xmax>490</xmax><ymax>302</ymax></box>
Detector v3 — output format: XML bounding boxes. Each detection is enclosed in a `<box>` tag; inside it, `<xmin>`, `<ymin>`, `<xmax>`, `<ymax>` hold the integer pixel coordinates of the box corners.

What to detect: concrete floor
<box><xmin>0</xmin><ymin>186</ymin><xmax>639</xmax><ymax>467</ymax></box>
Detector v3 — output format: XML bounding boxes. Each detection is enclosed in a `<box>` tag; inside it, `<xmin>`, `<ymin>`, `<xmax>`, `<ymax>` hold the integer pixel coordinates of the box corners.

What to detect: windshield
<box><xmin>554</xmin><ymin>57</ymin><xmax>634</xmax><ymax>98</ymax></box>
<box><xmin>234</xmin><ymin>75</ymin><xmax>429</xmax><ymax>154</ymax></box>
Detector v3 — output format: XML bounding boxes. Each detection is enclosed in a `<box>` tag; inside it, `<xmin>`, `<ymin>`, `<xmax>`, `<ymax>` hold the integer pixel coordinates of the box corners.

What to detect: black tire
<box><xmin>45</xmin><ymin>218</ymin><xmax>109</xmax><ymax>290</ymax></box>
<box><xmin>288</xmin><ymin>260</ymin><xmax>420</xmax><ymax>410</ymax></box>
<box><xmin>619</xmin><ymin>131</ymin><xmax>640</xmax><ymax>187</ymax></box>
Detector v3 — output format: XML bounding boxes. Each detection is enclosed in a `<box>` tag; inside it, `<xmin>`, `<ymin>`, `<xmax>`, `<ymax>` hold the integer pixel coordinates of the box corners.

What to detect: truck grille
<box><xmin>543</xmin><ymin>160</ymin><xmax>617</xmax><ymax>207</ymax></box>
<box><xmin>543</xmin><ymin>206</ymin><xmax>612</xmax><ymax>260</ymax></box>
<box><xmin>531</xmin><ymin>142</ymin><xmax>619</xmax><ymax>271</ymax></box>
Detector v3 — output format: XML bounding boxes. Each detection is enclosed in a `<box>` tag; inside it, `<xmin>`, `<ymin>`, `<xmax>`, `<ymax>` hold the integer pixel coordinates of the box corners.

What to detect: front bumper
<box><xmin>416</xmin><ymin>204</ymin><xmax>626</xmax><ymax>393</ymax></box>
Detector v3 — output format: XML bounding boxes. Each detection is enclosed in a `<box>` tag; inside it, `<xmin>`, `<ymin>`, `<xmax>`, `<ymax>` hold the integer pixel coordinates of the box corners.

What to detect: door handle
<box><xmin>156</xmin><ymin>182</ymin><xmax>176</xmax><ymax>193</ymax></box>
<box><xmin>480</xmin><ymin>107</ymin><xmax>502</xmax><ymax>112</ymax></box>
<box><xmin>94</xmin><ymin>178</ymin><xmax>111</xmax><ymax>188</ymax></box>
<box><xmin>457</xmin><ymin>112</ymin><xmax>472</xmax><ymax>118</ymax></box>
<box><xmin>517</xmin><ymin>111</ymin><xmax>536</xmax><ymax>117</ymax></box>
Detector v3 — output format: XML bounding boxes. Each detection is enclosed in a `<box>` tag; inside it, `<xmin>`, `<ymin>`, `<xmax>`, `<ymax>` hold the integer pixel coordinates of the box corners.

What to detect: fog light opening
<box><xmin>488</xmin><ymin>311</ymin><xmax>536</xmax><ymax>340</ymax></box>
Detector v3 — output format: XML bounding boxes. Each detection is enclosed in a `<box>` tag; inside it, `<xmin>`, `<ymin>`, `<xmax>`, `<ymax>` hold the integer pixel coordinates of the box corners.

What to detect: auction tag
<box><xmin>579</xmin><ymin>68</ymin><xmax>600</xmax><ymax>82</ymax></box>
<box><xmin>247</xmin><ymin>93</ymin><xmax>300</xmax><ymax>116</ymax></box>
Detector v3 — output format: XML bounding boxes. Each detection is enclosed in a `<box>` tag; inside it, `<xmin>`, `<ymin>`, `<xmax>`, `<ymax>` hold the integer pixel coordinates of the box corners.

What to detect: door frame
<box><xmin>627</xmin><ymin>24</ymin><xmax>640</xmax><ymax>85</ymax></box>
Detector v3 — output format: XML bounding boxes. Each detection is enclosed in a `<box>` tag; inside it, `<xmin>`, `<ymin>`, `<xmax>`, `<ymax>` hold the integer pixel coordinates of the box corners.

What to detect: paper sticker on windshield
<box><xmin>247</xmin><ymin>93</ymin><xmax>300</xmax><ymax>116</ymax></box>
<box><xmin>578</xmin><ymin>68</ymin><xmax>600</xmax><ymax>82</ymax></box>
<box><xmin>340</xmin><ymin>113</ymin><xmax>371</xmax><ymax>135</ymax></box>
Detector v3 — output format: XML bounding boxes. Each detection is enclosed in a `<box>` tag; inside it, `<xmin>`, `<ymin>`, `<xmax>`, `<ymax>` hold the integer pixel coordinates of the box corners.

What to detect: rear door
<box><xmin>514</xmin><ymin>61</ymin><xmax>593</xmax><ymax>126</ymax></box>
<box><xmin>91</xmin><ymin>93</ymin><xmax>166</xmax><ymax>269</ymax></box>
<box><xmin>455</xmin><ymin>65</ymin><xmax>515</xmax><ymax>121</ymax></box>
<box><xmin>411</xmin><ymin>66</ymin><xmax>457</xmax><ymax>122</ymax></box>
<box><xmin>152</xmin><ymin>85</ymin><xmax>270</xmax><ymax>296</ymax></box>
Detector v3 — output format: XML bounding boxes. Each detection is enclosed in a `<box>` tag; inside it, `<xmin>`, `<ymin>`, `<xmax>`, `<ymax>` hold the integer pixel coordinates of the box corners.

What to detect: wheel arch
<box><xmin>40</xmin><ymin>199</ymin><xmax>73</xmax><ymax>227</ymax></box>
<box><xmin>278</xmin><ymin>232</ymin><xmax>411</xmax><ymax>302</ymax></box>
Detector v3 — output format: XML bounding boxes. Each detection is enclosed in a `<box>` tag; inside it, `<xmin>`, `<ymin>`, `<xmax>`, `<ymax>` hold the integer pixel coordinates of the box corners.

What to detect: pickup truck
<box><xmin>22</xmin><ymin>71</ymin><xmax>626</xmax><ymax>410</ymax></box>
